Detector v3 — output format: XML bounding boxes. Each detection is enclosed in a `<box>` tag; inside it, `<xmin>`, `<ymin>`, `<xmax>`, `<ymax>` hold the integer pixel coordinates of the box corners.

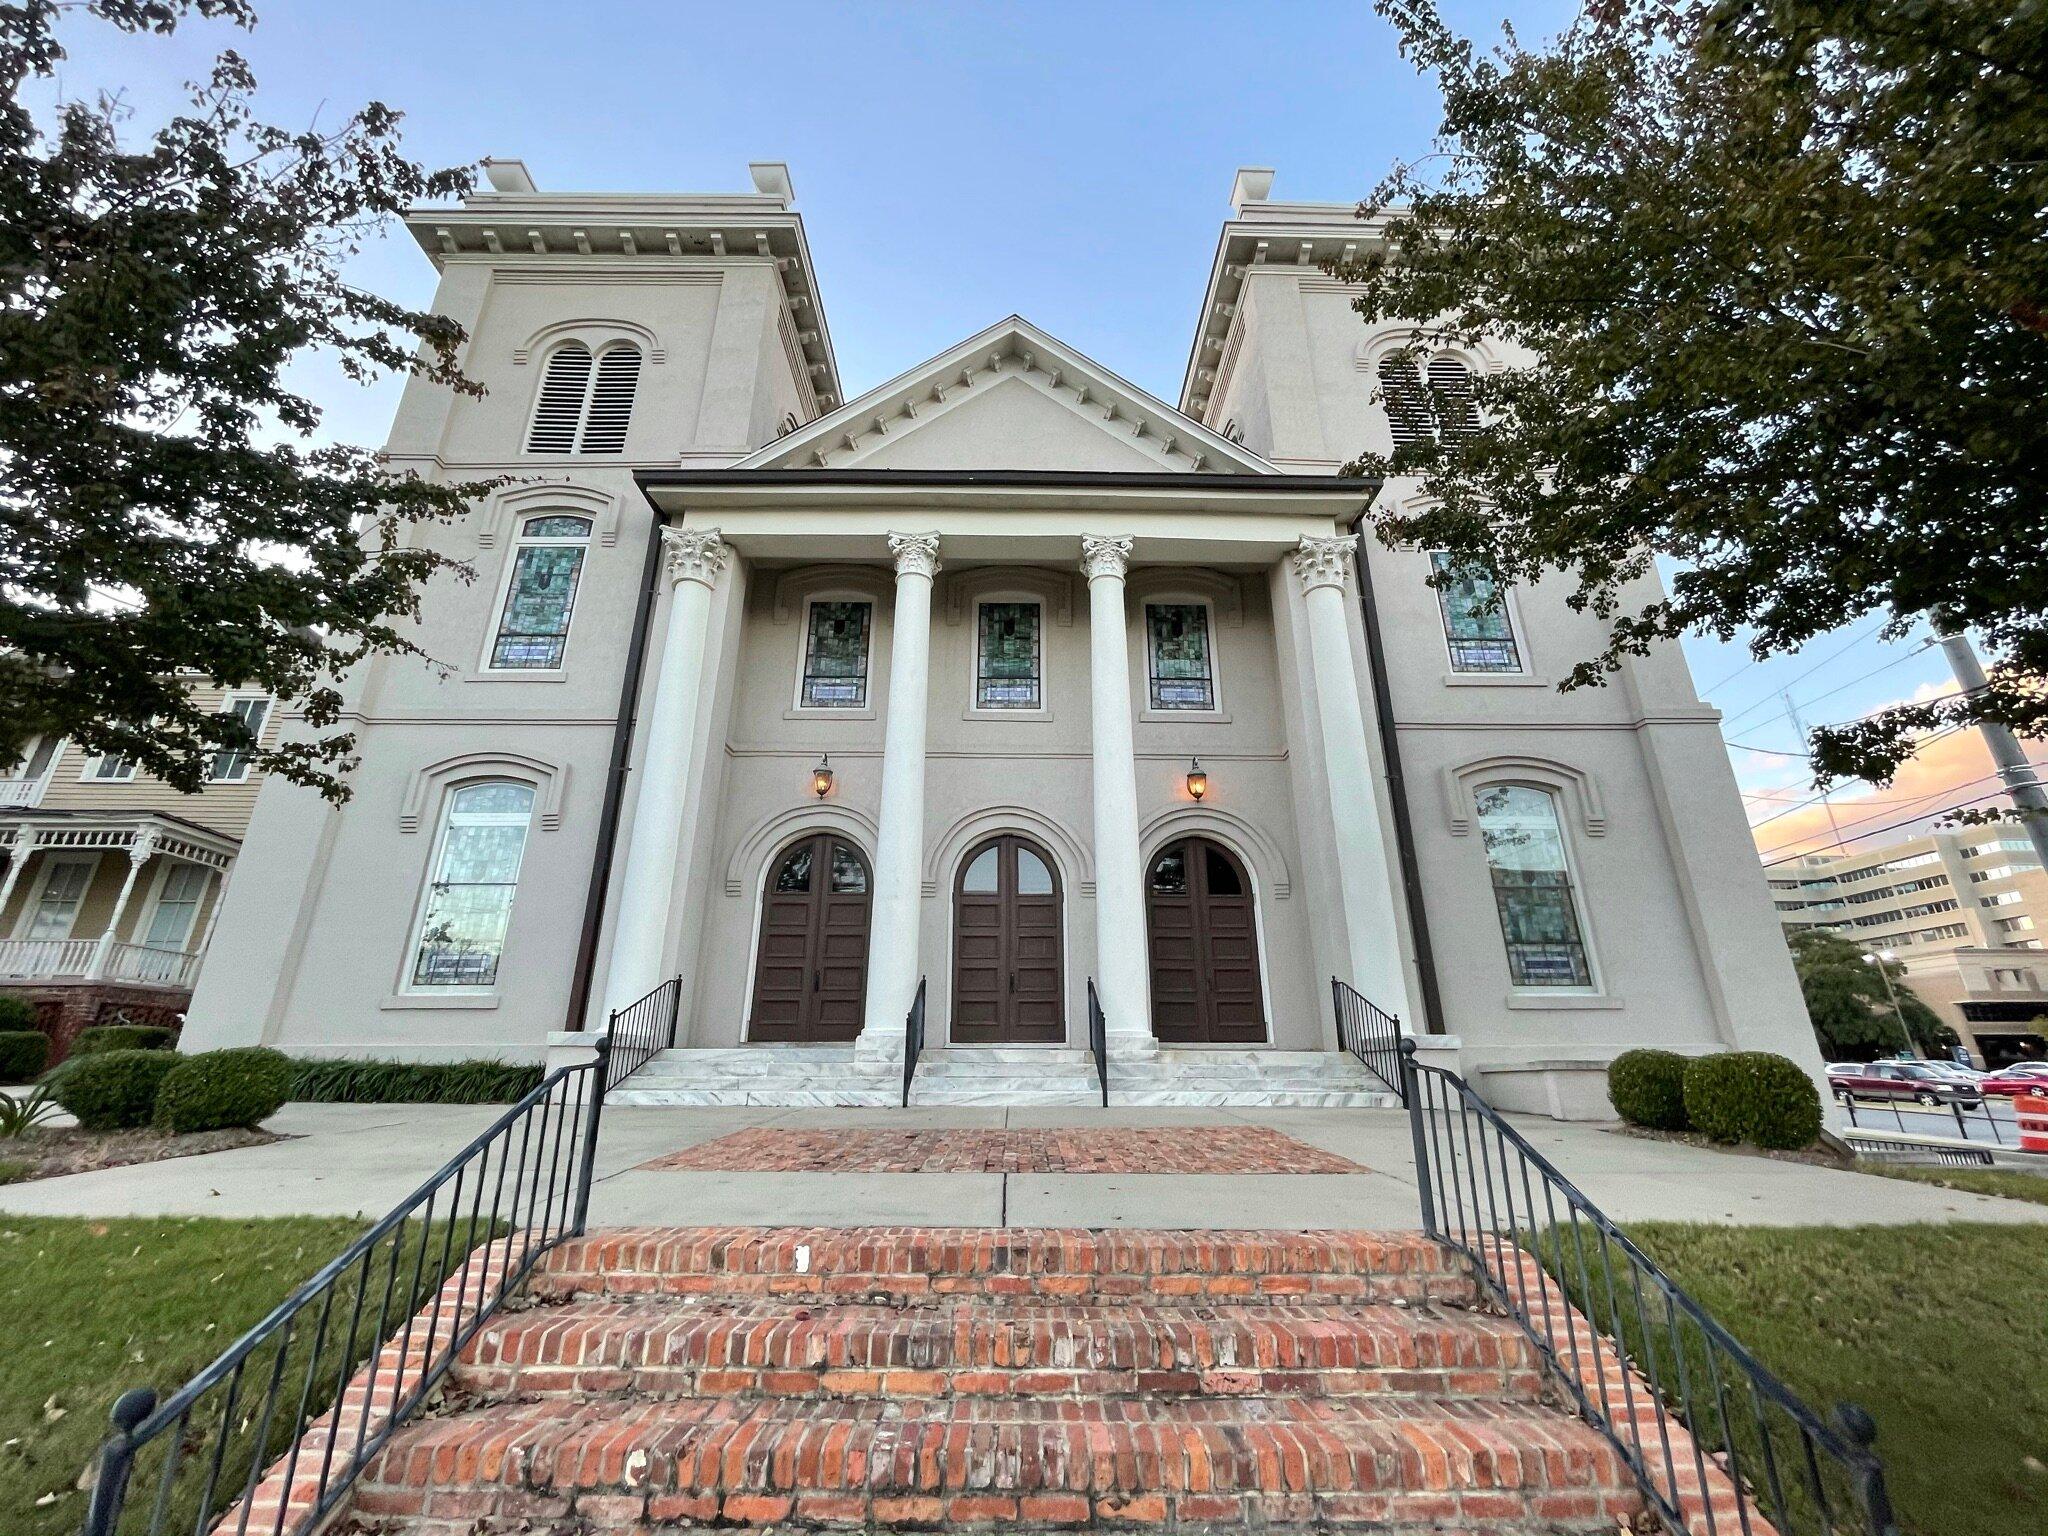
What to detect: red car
<box><xmin>1826</xmin><ymin>1060</ymin><xmax>1985</xmax><ymax>1107</ymax></box>
<box><xmin>1979</xmin><ymin>1064</ymin><xmax>2048</xmax><ymax>1098</ymax></box>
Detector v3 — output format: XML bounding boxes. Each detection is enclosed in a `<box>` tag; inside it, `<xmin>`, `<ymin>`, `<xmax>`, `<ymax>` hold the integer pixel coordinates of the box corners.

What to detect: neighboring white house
<box><xmin>180</xmin><ymin>160</ymin><xmax>1820</xmax><ymax>1116</ymax></box>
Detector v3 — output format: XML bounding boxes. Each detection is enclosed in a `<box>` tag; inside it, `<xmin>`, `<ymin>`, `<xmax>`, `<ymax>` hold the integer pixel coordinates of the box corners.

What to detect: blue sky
<box><xmin>46</xmin><ymin>0</ymin><xmax>1994</xmax><ymax>857</ymax></box>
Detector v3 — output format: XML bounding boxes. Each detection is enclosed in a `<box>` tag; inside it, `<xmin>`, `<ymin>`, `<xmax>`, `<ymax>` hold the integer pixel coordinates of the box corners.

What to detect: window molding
<box><xmin>1470</xmin><ymin>781</ymin><xmax>1603</xmax><ymax>995</ymax></box>
<box><xmin>790</xmin><ymin>594</ymin><xmax>878</xmax><ymax>715</ymax></box>
<box><xmin>14</xmin><ymin>852</ymin><xmax>100</xmax><ymax>941</ymax></box>
<box><xmin>1138</xmin><ymin>805</ymin><xmax>1290</xmax><ymax>899</ymax></box>
<box><xmin>398</xmin><ymin>779</ymin><xmax>537</xmax><ymax>996</ymax></box>
<box><xmin>965</xmin><ymin>597</ymin><xmax>1050</xmax><ymax>719</ymax></box>
<box><xmin>940</xmin><ymin>566</ymin><xmax>1074</xmax><ymax>628</ymax></box>
<box><xmin>1428</xmin><ymin>550</ymin><xmax>1530</xmax><ymax>680</ymax></box>
<box><xmin>1443</xmin><ymin>755</ymin><xmax>1607</xmax><ymax>838</ymax></box>
<box><xmin>513</xmin><ymin>317</ymin><xmax>665</xmax><ymax>368</ymax></box>
<box><xmin>478</xmin><ymin>514</ymin><xmax>594</xmax><ymax>675</ymax></box>
<box><xmin>1123</xmin><ymin>567</ymin><xmax>1244</xmax><ymax>628</ymax></box>
<box><xmin>724</xmin><ymin>803</ymin><xmax>879</xmax><ymax>897</ymax></box>
<box><xmin>477</xmin><ymin>482</ymin><xmax>620</xmax><ymax>550</ymax></box>
<box><xmin>206</xmin><ymin>694</ymin><xmax>274</xmax><ymax>783</ymax></box>
<box><xmin>78</xmin><ymin>747</ymin><xmax>137</xmax><ymax>783</ymax></box>
<box><xmin>400</xmin><ymin>752</ymin><xmax>566</xmax><ymax>834</ymax></box>
<box><xmin>1135</xmin><ymin>594</ymin><xmax>1227</xmax><ymax>721</ymax></box>
<box><xmin>138</xmin><ymin>859</ymin><xmax>210</xmax><ymax>950</ymax></box>
<box><xmin>922</xmin><ymin>805</ymin><xmax>1093</xmax><ymax>897</ymax></box>
<box><xmin>768</xmin><ymin>563</ymin><xmax>894</xmax><ymax>623</ymax></box>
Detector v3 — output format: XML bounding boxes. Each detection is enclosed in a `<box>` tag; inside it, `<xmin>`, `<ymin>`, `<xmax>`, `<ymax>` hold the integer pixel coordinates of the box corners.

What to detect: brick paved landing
<box><xmin>639</xmin><ymin>1126</ymin><xmax>1365</xmax><ymax>1175</ymax></box>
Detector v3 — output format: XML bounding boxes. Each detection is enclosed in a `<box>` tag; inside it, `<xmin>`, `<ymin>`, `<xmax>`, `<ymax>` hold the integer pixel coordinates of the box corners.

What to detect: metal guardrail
<box><xmin>80</xmin><ymin>1037</ymin><xmax>613</xmax><ymax>1536</ymax></box>
<box><xmin>1332</xmin><ymin>976</ymin><xmax>1405</xmax><ymax>1102</ymax></box>
<box><xmin>1086</xmin><ymin>978</ymin><xmax>1109</xmax><ymax>1107</ymax></box>
<box><xmin>1836</xmin><ymin>1092</ymin><xmax>2025</xmax><ymax>1148</ymax></box>
<box><xmin>900</xmin><ymin>975</ymin><xmax>926</xmax><ymax>1107</ymax></box>
<box><xmin>1398</xmin><ymin>1038</ymin><xmax>1896</xmax><ymax>1536</ymax></box>
<box><xmin>606</xmin><ymin>974</ymin><xmax>682</xmax><ymax>1087</ymax></box>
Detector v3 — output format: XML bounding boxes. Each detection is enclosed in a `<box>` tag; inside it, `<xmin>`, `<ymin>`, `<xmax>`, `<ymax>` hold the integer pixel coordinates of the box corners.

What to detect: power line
<box><xmin>1720</xmin><ymin>638</ymin><xmax>1934</xmax><ymax>731</ymax></box>
<box><xmin>1759</xmin><ymin>790</ymin><xmax>2022</xmax><ymax>867</ymax></box>
<box><xmin>1705</xmin><ymin>615</ymin><xmax>1891</xmax><ymax>710</ymax></box>
<box><xmin>1750</xmin><ymin>757</ymin><xmax>1994</xmax><ymax>841</ymax></box>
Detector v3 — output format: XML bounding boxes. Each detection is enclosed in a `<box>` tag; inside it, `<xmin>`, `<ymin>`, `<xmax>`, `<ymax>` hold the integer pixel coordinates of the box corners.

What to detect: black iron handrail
<box><xmin>1398</xmin><ymin>1040</ymin><xmax>1896</xmax><ymax>1536</ymax></box>
<box><xmin>80</xmin><ymin>1038</ymin><xmax>612</xmax><ymax>1536</ymax></box>
<box><xmin>607</xmin><ymin>974</ymin><xmax>682</xmax><ymax>1088</ymax></box>
<box><xmin>901</xmin><ymin>975</ymin><xmax>926</xmax><ymax>1107</ymax></box>
<box><xmin>1332</xmin><ymin>976</ymin><xmax>1405</xmax><ymax>1102</ymax></box>
<box><xmin>1086</xmin><ymin>977</ymin><xmax>1109</xmax><ymax>1107</ymax></box>
<box><xmin>1836</xmin><ymin>1091</ymin><xmax>2019</xmax><ymax>1147</ymax></box>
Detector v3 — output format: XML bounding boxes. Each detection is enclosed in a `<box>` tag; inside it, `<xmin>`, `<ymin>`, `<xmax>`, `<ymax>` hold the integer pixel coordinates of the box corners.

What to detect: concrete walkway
<box><xmin>2</xmin><ymin>1101</ymin><xmax>2042</xmax><ymax>1228</ymax></box>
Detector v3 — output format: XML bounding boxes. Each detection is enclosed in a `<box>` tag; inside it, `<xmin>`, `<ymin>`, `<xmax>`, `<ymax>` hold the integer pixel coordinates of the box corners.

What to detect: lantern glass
<box><xmin>1185</xmin><ymin>759</ymin><xmax>1208</xmax><ymax>801</ymax></box>
<box><xmin>811</xmin><ymin>758</ymin><xmax>834</xmax><ymax>798</ymax></box>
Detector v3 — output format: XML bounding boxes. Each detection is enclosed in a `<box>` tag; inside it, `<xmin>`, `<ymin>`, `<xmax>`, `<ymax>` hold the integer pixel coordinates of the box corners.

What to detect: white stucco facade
<box><xmin>181</xmin><ymin>163</ymin><xmax>1824</xmax><ymax>1116</ymax></box>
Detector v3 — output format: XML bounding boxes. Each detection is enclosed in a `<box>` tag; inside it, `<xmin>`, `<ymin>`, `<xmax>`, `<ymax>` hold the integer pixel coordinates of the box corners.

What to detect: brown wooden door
<box><xmin>747</xmin><ymin>834</ymin><xmax>871</xmax><ymax>1042</ymax></box>
<box><xmin>951</xmin><ymin>834</ymin><xmax>1064</xmax><ymax>1044</ymax></box>
<box><xmin>1147</xmin><ymin>837</ymin><xmax>1267</xmax><ymax>1044</ymax></box>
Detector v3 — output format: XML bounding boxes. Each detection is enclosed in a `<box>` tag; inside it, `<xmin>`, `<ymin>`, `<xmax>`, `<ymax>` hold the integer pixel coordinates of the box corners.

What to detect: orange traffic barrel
<box><xmin>2018</xmin><ymin>1094</ymin><xmax>2048</xmax><ymax>1154</ymax></box>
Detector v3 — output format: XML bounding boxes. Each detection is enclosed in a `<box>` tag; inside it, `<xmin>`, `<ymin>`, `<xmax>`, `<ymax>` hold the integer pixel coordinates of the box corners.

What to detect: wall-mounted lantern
<box><xmin>1185</xmin><ymin>757</ymin><xmax>1208</xmax><ymax>802</ymax></box>
<box><xmin>811</xmin><ymin>754</ymin><xmax>835</xmax><ymax>799</ymax></box>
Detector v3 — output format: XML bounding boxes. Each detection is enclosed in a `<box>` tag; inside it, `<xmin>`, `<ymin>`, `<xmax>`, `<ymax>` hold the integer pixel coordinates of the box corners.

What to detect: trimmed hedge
<box><xmin>71</xmin><ymin>1023</ymin><xmax>179</xmax><ymax>1056</ymax></box>
<box><xmin>286</xmin><ymin>1058</ymin><xmax>543</xmax><ymax>1105</ymax></box>
<box><xmin>154</xmin><ymin>1048</ymin><xmax>293</xmax><ymax>1134</ymax></box>
<box><xmin>0</xmin><ymin>995</ymin><xmax>34</xmax><ymax>1031</ymax></box>
<box><xmin>0</xmin><ymin>1030</ymin><xmax>48</xmax><ymax>1085</ymax></box>
<box><xmin>53</xmin><ymin>1049</ymin><xmax>180</xmax><ymax>1131</ymax></box>
<box><xmin>1607</xmin><ymin>1049</ymin><xmax>1691</xmax><ymax>1131</ymax></box>
<box><xmin>1683</xmin><ymin>1052</ymin><xmax>1823</xmax><ymax>1150</ymax></box>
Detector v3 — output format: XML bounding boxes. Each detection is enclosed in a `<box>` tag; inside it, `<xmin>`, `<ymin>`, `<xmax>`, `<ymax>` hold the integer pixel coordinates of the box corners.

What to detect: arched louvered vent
<box><xmin>1428</xmin><ymin>355</ymin><xmax>1477</xmax><ymax>443</ymax></box>
<box><xmin>580</xmin><ymin>345</ymin><xmax>642</xmax><ymax>454</ymax></box>
<box><xmin>526</xmin><ymin>342</ymin><xmax>593</xmax><ymax>453</ymax></box>
<box><xmin>1377</xmin><ymin>355</ymin><xmax>1435</xmax><ymax>447</ymax></box>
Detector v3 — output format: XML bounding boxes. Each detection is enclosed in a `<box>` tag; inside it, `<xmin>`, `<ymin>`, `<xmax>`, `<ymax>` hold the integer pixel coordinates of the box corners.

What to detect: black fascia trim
<box><xmin>635</xmin><ymin>468</ymin><xmax>1381</xmax><ymax>495</ymax></box>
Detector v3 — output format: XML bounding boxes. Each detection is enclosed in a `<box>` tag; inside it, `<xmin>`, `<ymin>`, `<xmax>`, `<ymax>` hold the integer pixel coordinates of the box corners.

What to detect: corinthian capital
<box><xmin>661</xmin><ymin>526</ymin><xmax>730</xmax><ymax>589</ymax></box>
<box><xmin>1291</xmin><ymin>533</ymin><xmax>1359</xmax><ymax>593</ymax></box>
<box><xmin>1079</xmin><ymin>535</ymin><xmax>1134</xmax><ymax>582</ymax></box>
<box><xmin>887</xmin><ymin>531</ymin><xmax>942</xmax><ymax>580</ymax></box>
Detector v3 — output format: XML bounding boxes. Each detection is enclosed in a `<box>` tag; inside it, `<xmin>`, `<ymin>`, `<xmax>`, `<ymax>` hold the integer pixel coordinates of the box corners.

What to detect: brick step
<box><xmin>457</xmin><ymin>1298</ymin><xmax>1544</xmax><ymax>1401</ymax></box>
<box><xmin>354</xmin><ymin>1393</ymin><xmax>1639</xmax><ymax>1533</ymax></box>
<box><xmin>531</xmin><ymin>1228</ymin><xmax>1476</xmax><ymax>1307</ymax></box>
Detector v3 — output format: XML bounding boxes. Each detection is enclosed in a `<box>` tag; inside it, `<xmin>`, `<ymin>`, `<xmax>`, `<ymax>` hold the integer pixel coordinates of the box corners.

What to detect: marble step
<box><xmin>608</xmin><ymin>1046</ymin><xmax>898</xmax><ymax>1107</ymax></box>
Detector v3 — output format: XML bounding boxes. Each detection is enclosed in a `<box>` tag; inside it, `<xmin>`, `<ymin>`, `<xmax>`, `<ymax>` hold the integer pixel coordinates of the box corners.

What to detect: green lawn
<box><xmin>1625</xmin><ymin>1223</ymin><xmax>2048</xmax><ymax>1536</ymax></box>
<box><xmin>0</xmin><ymin>1216</ymin><xmax>460</xmax><ymax>1535</ymax></box>
<box><xmin>1860</xmin><ymin>1164</ymin><xmax>2048</xmax><ymax>1207</ymax></box>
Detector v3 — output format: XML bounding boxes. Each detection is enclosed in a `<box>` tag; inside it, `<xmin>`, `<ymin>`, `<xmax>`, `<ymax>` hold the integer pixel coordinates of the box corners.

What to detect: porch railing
<box><xmin>80</xmin><ymin>1037</ymin><xmax>612</xmax><ymax>1536</ymax></box>
<box><xmin>1086</xmin><ymin>978</ymin><xmax>1109</xmax><ymax>1107</ymax></box>
<box><xmin>0</xmin><ymin>936</ymin><xmax>100</xmax><ymax>979</ymax></box>
<box><xmin>1331</xmin><ymin>976</ymin><xmax>1405</xmax><ymax>1101</ymax></box>
<box><xmin>901</xmin><ymin>976</ymin><xmax>926</xmax><ymax>1107</ymax></box>
<box><xmin>606</xmin><ymin>975</ymin><xmax>682</xmax><ymax>1088</ymax></box>
<box><xmin>0</xmin><ymin>936</ymin><xmax>201</xmax><ymax>986</ymax></box>
<box><xmin>103</xmin><ymin>942</ymin><xmax>202</xmax><ymax>988</ymax></box>
<box><xmin>1397</xmin><ymin>1037</ymin><xmax>1896</xmax><ymax>1536</ymax></box>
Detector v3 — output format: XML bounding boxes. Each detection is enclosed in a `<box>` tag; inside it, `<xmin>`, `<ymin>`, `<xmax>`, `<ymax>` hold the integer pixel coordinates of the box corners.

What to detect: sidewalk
<box><xmin>2</xmin><ymin>1100</ymin><xmax>2042</xmax><ymax>1228</ymax></box>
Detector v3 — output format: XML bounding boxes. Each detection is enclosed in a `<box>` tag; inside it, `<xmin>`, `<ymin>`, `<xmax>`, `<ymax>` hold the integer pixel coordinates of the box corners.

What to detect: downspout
<box><xmin>1349</xmin><ymin>511</ymin><xmax>1448</xmax><ymax>1035</ymax></box>
<box><xmin>565</xmin><ymin>505</ymin><xmax>667</xmax><ymax>1030</ymax></box>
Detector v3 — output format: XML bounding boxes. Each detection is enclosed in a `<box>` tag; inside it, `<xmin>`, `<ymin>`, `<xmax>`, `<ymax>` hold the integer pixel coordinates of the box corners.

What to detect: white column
<box><xmin>90</xmin><ymin>829</ymin><xmax>157</xmax><ymax>980</ymax></box>
<box><xmin>602</xmin><ymin>527</ymin><xmax>730</xmax><ymax>1017</ymax></box>
<box><xmin>0</xmin><ymin>837</ymin><xmax>30</xmax><ymax>918</ymax></box>
<box><xmin>857</xmin><ymin>532</ymin><xmax>941</xmax><ymax>1058</ymax></box>
<box><xmin>1080</xmin><ymin>535</ymin><xmax>1153</xmax><ymax>1047</ymax></box>
<box><xmin>1293</xmin><ymin>534</ymin><xmax>1416</xmax><ymax>1024</ymax></box>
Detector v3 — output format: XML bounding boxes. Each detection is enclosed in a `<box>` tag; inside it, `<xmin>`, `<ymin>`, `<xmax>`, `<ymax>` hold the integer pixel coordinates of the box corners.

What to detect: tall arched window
<box><xmin>1474</xmin><ymin>784</ymin><xmax>1592</xmax><ymax>987</ymax></box>
<box><xmin>488</xmin><ymin>515</ymin><xmax>592</xmax><ymax>669</ymax></box>
<box><xmin>1377</xmin><ymin>351</ymin><xmax>1477</xmax><ymax>447</ymax></box>
<box><xmin>407</xmin><ymin>781</ymin><xmax>536</xmax><ymax>990</ymax></box>
<box><xmin>524</xmin><ymin>341</ymin><xmax>642</xmax><ymax>454</ymax></box>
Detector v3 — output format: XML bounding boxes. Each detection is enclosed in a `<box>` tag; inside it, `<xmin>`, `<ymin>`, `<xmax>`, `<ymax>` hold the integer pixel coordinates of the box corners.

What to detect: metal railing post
<box><xmin>572</xmin><ymin>1033</ymin><xmax>612</xmax><ymax>1235</ymax></box>
<box><xmin>81</xmin><ymin>1387</ymin><xmax>156</xmax><ymax>1536</ymax></box>
<box><xmin>1833</xmin><ymin>1402</ymin><xmax>1899</xmax><ymax>1536</ymax></box>
<box><xmin>1399</xmin><ymin>1038</ymin><xmax>1436</xmax><ymax>1234</ymax></box>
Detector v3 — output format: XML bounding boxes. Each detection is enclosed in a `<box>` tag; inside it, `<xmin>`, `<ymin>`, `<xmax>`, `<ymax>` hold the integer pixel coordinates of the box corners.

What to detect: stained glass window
<box><xmin>1431</xmin><ymin>552</ymin><xmax>1522</xmax><ymax>673</ymax></box>
<box><xmin>490</xmin><ymin>517</ymin><xmax>592</xmax><ymax>669</ymax></box>
<box><xmin>976</xmin><ymin>602</ymin><xmax>1041</xmax><ymax>709</ymax></box>
<box><xmin>800</xmin><ymin>601</ymin><xmax>872</xmax><ymax>708</ymax></box>
<box><xmin>1145</xmin><ymin>603</ymin><xmax>1215</xmax><ymax>710</ymax></box>
<box><xmin>1475</xmin><ymin>785</ymin><xmax>1592</xmax><ymax>987</ymax></box>
<box><xmin>409</xmin><ymin>781</ymin><xmax>534</xmax><ymax>989</ymax></box>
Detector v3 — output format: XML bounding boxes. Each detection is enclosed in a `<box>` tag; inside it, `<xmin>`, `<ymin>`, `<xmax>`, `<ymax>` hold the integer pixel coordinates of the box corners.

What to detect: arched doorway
<box><xmin>952</xmin><ymin>834</ymin><xmax>1064</xmax><ymax>1043</ymax></box>
<box><xmin>1146</xmin><ymin>837</ymin><xmax>1267</xmax><ymax>1043</ymax></box>
<box><xmin>747</xmin><ymin>833</ymin><xmax>871</xmax><ymax>1042</ymax></box>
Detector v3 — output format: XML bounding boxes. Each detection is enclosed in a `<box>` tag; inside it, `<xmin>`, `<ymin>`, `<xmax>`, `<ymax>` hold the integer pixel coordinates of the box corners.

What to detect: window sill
<box><xmin>469</xmin><ymin>670</ymin><xmax>568</xmax><ymax>684</ymax></box>
<box><xmin>961</xmin><ymin>706</ymin><xmax>1054</xmax><ymax>723</ymax></box>
<box><xmin>1442</xmin><ymin>673</ymin><xmax>1550</xmax><ymax>688</ymax></box>
<box><xmin>1139</xmin><ymin>708</ymin><xmax>1233</xmax><ymax>725</ymax></box>
<box><xmin>380</xmin><ymin>992</ymin><xmax>502</xmax><ymax>1011</ymax></box>
<box><xmin>1503</xmin><ymin>991</ymin><xmax>1624</xmax><ymax>1011</ymax></box>
<box><xmin>783</xmin><ymin>706</ymin><xmax>878</xmax><ymax>722</ymax></box>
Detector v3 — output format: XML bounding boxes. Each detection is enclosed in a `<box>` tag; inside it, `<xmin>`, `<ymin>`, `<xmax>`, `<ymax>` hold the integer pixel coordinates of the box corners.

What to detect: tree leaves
<box><xmin>0</xmin><ymin>1</ymin><xmax>498</xmax><ymax>800</ymax></box>
<box><xmin>1344</xmin><ymin>0</ymin><xmax>2046</xmax><ymax>789</ymax></box>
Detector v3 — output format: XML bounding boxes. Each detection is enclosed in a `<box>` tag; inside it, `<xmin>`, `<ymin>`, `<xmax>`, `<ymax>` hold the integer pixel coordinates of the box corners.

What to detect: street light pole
<box><xmin>1862</xmin><ymin>948</ymin><xmax>1918</xmax><ymax>1058</ymax></box>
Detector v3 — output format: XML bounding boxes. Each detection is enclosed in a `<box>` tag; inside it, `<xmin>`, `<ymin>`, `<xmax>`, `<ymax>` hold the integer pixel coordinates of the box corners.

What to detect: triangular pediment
<box><xmin>740</xmin><ymin>317</ymin><xmax>1275</xmax><ymax>476</ymax></box>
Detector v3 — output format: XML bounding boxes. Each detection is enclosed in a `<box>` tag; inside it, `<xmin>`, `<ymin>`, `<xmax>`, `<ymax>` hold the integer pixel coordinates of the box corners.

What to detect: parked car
<box><xmin>1826</xmin><ymin>1061</ymin><xmax>1986</xmax><ymax>1107</ymax></box>
<box><xmin>1979</xmin><ymin>1064</ymin><xmax>2048</xmax><ymax>1098</ymax></box>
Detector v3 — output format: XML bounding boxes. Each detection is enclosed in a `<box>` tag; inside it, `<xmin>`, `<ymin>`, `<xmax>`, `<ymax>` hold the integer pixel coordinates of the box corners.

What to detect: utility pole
<box><xmin>1861</xmin><ymin>948</ymin><xmax>1919</xmax><ymax>1059</ymax></box>
<box><xmin>1934</xmin><ymin>623</ymin><xmax>2048</xmax><ymax>870</ymax></box>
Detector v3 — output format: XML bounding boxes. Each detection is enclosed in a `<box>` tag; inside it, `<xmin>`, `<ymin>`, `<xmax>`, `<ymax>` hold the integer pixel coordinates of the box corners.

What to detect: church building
<box><xmin>182</xmin><ymin>162</ymin><xmax>1819</xmax><ymax>1115</ymax></box>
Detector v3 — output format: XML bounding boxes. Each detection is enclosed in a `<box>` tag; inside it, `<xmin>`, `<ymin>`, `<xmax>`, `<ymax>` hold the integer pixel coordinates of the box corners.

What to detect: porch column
<box><xmin>1292</xmin><ymin>534</ymin><xmax>1415</xmax><ymax>1023</ymax></box>
<box><xmin>1080</xmin><ymin>535</ymin><xmax>1153</xmax><ymax>1047</ymax></box>
<box><xmin>858</xmin><ymin>531</ymin><xmax>941</xmax><ymax>1059</ymax></box>
<box><xmin>0</xmin><ymin>836</ymin><xmax>30</xmax><ymax>918</ymax></box>
<box><xmin>602</xmin><ymin>527</ymin><xmax>730</xmax><ymax>1018</ymax></box>
<box><xmin>89</xmin><ymin>828</ymin><xmax>158</xmax><ymax>980</ymax></box>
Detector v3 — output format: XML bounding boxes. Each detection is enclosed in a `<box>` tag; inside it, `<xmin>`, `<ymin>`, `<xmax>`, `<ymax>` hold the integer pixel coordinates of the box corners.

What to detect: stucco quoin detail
<box><xmin>1443</xmin><ymin>755</ymin><xmax>1609</xmax><ymax>838</ymax></box>
<box><xmin>1291</xmin><ymin>533</ymin><xmax>1357</xmax><ymax>592</ymax></box>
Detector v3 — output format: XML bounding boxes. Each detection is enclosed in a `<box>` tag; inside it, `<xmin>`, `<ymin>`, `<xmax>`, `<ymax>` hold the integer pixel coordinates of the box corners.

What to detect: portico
<box><xmin>590</xmin><ymin>322</ymin><xmax>1424</xmax><ymax>1100</ymax></box>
